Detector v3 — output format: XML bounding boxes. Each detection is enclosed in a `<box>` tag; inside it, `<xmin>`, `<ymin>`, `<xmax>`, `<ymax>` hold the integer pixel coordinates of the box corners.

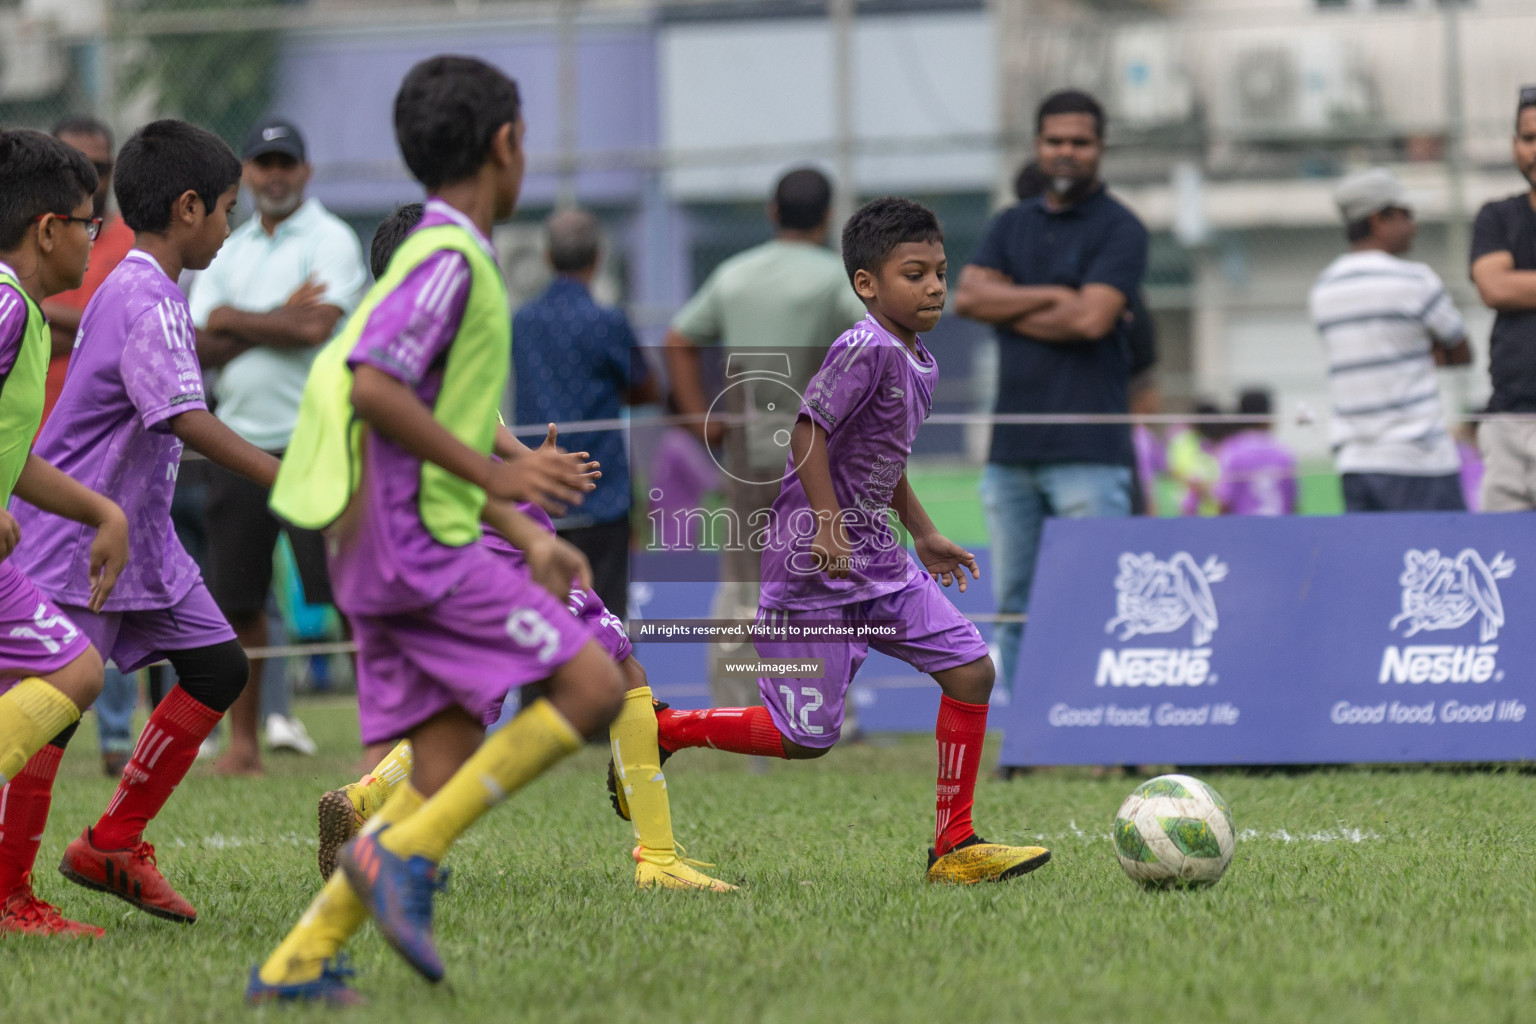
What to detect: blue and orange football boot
<box><xmin>338</xmin><ymin>827</ymin><xmax>449</xmax><ymax>983</ymax></box>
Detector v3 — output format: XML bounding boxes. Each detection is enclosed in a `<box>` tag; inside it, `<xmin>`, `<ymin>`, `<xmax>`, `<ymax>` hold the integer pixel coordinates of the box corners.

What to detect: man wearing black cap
<box><xmin>1471</xmin><ymin>86</ymin><xmax>1536</xmax><ymax>512</ymax></box>
<box><xmin>188</xmin><ymin>118</ymin><xmax>367</xmax><ymax>774</ymax></box>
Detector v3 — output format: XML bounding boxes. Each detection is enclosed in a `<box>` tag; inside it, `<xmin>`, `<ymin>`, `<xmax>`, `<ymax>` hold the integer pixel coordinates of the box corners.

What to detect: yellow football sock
<box><xmin>379</xmin><ymin>698</ymin><xmax>580</xmax><ymax>863</ymax></box>
<box><xmin>610</xmin><ymin>686</ymin><xmax>678</xmax><ymax>861</ymax></box>
<box><xmin>0</xmin><ymin>678</ymin><xmax>81</xmax><ymax>785</ymax></box>
<box><xmin>258</xmin><ymin>785</ymin><xmax>425</xmax><ymax>986</ymax></box>
<box><xmin>359</xmin><ymin>739</ymin><xmax>415</xmax><ymax>812</ymax></box>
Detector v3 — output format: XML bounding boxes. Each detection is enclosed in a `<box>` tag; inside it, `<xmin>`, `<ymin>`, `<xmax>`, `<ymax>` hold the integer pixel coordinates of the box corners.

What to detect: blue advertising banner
<box><xmin>997</xmin><ymin>512</ymin><xmax>1536</xmax><ymax>766</ymax></box>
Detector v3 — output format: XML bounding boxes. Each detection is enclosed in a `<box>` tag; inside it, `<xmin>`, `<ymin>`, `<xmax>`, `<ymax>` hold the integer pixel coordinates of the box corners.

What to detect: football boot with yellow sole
<box><xmin>633</xmin><ymin>846</ymin><xmax>737</xmax><ymax>892</ymax></box>
<box><xmin>925</xmin><ymin>835</ymin><xmax>1051</xmax><ymax>884</ymax></box>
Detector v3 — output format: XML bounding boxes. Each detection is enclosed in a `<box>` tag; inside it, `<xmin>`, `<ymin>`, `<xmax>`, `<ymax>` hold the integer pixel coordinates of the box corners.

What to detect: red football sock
<box><xmin>655</xmin><ymin>706</ymin><xmax>788</xmax><ymax>758</ymax></box>
<box><xmin>92</xmin><ymin>686</ymin><xmax>222</xmax><ymax>850</ymax></box>
<box><xmin>0</xmin><ymin>743</ymin><xmax>63</xmax><ymax>896</ymax></box>
<box><xmin>934</xmin><ymin>695</ymin><xmax>987</xmax><ymax>856</ymax></box>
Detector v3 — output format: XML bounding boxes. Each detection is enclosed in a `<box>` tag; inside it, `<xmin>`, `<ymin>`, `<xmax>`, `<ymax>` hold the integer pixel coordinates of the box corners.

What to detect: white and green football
<box><xmin>1113</xmin><ymin>774</ymin><xmax>1235</xmax><ymax>887</ymax></box>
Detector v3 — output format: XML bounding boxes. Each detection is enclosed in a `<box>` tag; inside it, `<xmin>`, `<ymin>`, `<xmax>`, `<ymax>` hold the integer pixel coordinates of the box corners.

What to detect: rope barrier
<box><xmin>169</xmin><ymin>613</ymin><xmax>1030</xmax><ymax>665</ymax></box>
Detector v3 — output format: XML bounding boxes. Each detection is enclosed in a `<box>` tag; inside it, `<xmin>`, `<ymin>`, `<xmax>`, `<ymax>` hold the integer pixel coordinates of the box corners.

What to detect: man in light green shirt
<box><xmin>664</xmin><ymin>168</ymin><xmax>867</xmax><ymax>707</ymax></box>
<box><xmin>188</xmin><ymin>119</ymin><xmax>367</xmax><ymax>775</ymax></box>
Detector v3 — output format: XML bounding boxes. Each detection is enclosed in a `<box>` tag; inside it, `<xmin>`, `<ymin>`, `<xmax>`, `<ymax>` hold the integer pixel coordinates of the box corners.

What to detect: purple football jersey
<box><xmin>12</xmin><ymin>251</ymin><xmax>207</xmax><ymax>610</ymax></box>
<box><xmin>1213</xmin><ymin>430</ymin><xmax>1297</xmax><ymax>517</ymax></box>
<box><xmin>759</xmin><ymin>315</ymin><xmax>934</xmax><ymax>611</ymax></box>
<box><xmin>327</xmin><ymin>200</ymin><xmax>488</xmax><ymax>616</ymax></box>
<box><xmin>0</xmin><ymin>272</ymin><xmax>27</xmax><ymax>379</ymax></box>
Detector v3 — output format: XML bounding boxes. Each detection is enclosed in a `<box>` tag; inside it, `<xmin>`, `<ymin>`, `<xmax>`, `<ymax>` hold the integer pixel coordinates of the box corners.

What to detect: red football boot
<box><xmin>58</xmin><ymin>828</ymin><xmax>196</xmax><ymax>923</ymax></box>
<box><xmin>0</xmin><ymin>876</ymin><xmax>105</xmax><ymax>938</ymax></box>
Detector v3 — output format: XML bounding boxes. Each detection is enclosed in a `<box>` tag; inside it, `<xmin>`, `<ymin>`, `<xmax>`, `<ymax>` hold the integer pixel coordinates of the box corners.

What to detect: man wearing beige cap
<box><xmin>1308</xmin><ymin>167</ymin><xmax>1471</xmax><ymax>512</ymax></box>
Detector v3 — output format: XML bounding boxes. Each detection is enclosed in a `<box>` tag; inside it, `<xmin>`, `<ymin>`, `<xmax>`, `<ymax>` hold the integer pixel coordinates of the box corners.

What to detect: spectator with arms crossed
<box><xmin>954</xmin><ymin>89</ymin><xmax>1148</xmax><ymax>698</ymax></box>
<box><xmin>1470</xmin><ymin>86</ymin><xmax>1536</xmax><ymax>512</ymax></box>
<box><xmin>189</xmin><ymin>119</ymin><xmax>368</xmax><ymax>774</ymax></box>
<box><xmin>1309</xmin><ymin>167</ymin><xmax>1469</xmax><ymax>512</ymax></box>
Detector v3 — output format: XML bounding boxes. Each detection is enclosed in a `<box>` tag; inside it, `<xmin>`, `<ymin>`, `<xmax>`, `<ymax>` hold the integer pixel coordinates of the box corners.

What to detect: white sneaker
<box><xmin>265</xmin><ymin>714</ymin><xmax>318</xmax><ymax>756</ymax></box>
<box><xmin>197</xmin><ymin>729</ymin><xmax>220</xmax><ymax>760</ymax></box>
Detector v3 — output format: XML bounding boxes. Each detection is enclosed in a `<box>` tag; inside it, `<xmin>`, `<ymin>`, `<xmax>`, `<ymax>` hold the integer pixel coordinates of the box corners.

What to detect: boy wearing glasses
<box><xmin>11</xmin><ymin>120</ymin><xmax>284</xmax><ymax>926</ymax></box>
<box><xmin>0</xmin><ymin>128</ymin><xmax>131</xmax><ymax>937</ymax></box>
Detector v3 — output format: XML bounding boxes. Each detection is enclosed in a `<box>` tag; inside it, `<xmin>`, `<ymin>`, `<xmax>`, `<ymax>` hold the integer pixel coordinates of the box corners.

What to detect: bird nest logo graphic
<box><xmin>1390</xmin><ymin>548</ymin><xmax>1514</xmax><ymax>644</ymax></box>
<box><xmin>1106</xmin><ymin>552</ymin><xmax>1228</xmax><ymax>647</ymax></box>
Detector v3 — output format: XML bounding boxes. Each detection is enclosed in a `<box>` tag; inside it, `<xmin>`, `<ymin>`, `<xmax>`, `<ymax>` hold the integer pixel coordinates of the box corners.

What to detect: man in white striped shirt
<box><xmin>1309</xmin><ymin>167</ymin><xmax>1471</xmax><ymax>512</ymax></box>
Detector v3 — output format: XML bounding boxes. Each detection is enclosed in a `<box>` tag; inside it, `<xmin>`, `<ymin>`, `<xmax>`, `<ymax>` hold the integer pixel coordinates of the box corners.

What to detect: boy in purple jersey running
<box><xmin>0</xmin><ymin>129</ymin><xmax>132</xmax><ymax>938</ymax></box>
<box><xmin>247</xmin><ymin>57</ymin><xmax>642</xmax><ymax>1005</ymax></box>
<box><xmin>10</xmin><ymin>120</ymin><xmax>281</xmax><ymax>927</ymax></box>
<box><xmin>307</xmin><ymin>202</ymin><xmax>733</xmax><ymax>896</ymax></box>
<box><xmin>644</xmin><ymin>198</ymin><xmax>1052</xmax><ymax>884</ymax></box>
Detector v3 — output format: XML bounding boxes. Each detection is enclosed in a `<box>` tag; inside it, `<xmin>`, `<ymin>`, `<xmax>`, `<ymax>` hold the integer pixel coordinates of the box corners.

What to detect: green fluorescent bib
<box><xmin>270</xmin><ymin>224</ymin><xmax>510</xmax><ymax>546</ymax></box>
<box><xmin>0</xmin><ymin>270</ymin><xmax>49</xmax><ymax>506</ymax></box>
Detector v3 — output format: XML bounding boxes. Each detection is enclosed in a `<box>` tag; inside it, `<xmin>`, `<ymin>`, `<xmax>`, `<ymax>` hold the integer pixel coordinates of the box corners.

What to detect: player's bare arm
<box><xmin>952</xmin><ymin>265</ymin><xmax>1070</xmax><ymax>325</ymax></box>
<box><xmin>351</xmin><ymin>364</ymin><xmax>589</xmax><ymax>513</ymax></box>
<box><xmin>1009</xmin><ymin>282</ymin><xmax>1128</xmax><ymax>342</ymax></box>
<box><xmin>662</xmin><ymin>328</ymin><xmax>722</xmax><ymax>445</ymax></box>
<box><xmin>169</xmin><ymin>409</ymin><xmax>282</xmax><ymax>489</ymax></box>
<box><xmin>892</xmin><ymin>470</ymin><xmax>978</xmax><ymax>593</ymax></box>
<box><xmin>204</xmin><ymin>276</ymin><xmax>343</xmax><ymax>349</ymax></box>
<box><xmin>789</xmin><ymin>415</ymin><xmax>852</xmax><ymax>580</ymax></box>
<box><xmin>1471</xmin><ymin>251</ymin><xmax>1536</xmax><ymax>312</ymax></box>
<box><xmin>11</xmin><ymin>454</ymin><xmax>129</xmax><ymax>611</ymax></box>
<box><xmin>0</xmin><ymin>507</ymin><xmax>19</xmax><ymax>563</ymax></box>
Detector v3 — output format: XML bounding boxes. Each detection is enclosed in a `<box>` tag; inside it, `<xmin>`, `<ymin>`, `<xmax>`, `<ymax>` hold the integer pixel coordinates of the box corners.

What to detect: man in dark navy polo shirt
<box><xmin>955</xmin><ymin>89</ymin><xmax>1149</xmax><ymax>698</ymax></box>
<box><xmin>514</xmin><ymin>208</ymin><xmax>656</xmax><ymax>620</ymax></box>
<box><xmin>1471</xmin><ymin>85</ymin><xmax>1536</xmax><ymax>511</ymax></box>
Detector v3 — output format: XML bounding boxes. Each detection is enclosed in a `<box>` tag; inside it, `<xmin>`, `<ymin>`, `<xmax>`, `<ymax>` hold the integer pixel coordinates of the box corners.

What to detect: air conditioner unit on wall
<box><xmin>1112</xmin><ymin>25</ymin><xmax>1194</xmax><ymax>129</ymax></box>
<box><xmin>0</xmin><ymin>20</ymin><xmax>69</xmax><ymax>102</ymax></box>
<box><xmin>1231</xmin><ymin>34</ymin><xmax>1374</xmax><ymax>135</ymax></box>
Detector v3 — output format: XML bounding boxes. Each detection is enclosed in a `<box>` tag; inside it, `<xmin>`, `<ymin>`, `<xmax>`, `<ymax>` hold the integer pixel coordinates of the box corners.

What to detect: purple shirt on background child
<box><xmin>649</xmin><ymin>427</ymin><xmax>720</xmax><ymax>547</ymax></box>
<box><xmin>759</xmin><ymin>315</ymin><xmax>935</xmax><ymax>611</ymax></box>
<box><xmin>12</xmin><ymin>251</ymin><xmax>207</xmax><ymax>610</ymax></box>
<box><xmin>329</xmin><ymin>200</ymin><xmax>486</xmax><ymax>616</ymax></box>
<box><xmin>1213</xmin><ymin>430</ymin><xmax>1297</xmax><ymax>517</ymax></box>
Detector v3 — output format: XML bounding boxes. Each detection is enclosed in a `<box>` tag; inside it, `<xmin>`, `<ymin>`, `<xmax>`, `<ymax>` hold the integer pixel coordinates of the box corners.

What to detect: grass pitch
<box><xmin>5</xmin><ymin>697</ymin><xmax>1534</xmax><ymax>1024</ymax></box>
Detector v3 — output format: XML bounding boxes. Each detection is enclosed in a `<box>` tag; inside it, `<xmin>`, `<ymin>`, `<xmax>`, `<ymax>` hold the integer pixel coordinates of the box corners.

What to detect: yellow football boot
<box><xmin>316</xmin><ymin>779</ymin><xmax>387</xmax><ymax>881</ymax></box>
<box><xmin>925</xmin><ymin>836</ymin><xmax>1052</xmax><ymax>884</ymax></box>
<box><xmin>633</xmin><ymin>846</ymin><xmax>737</xmax><ymax>892</ymax></box>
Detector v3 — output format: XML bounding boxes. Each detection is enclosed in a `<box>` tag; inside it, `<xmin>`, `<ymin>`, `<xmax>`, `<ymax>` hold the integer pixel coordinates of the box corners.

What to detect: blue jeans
<box><xmin>981</xmin><ymin>462</ymin><xmax>1132</xmax><ymax>696</ymax></box>
<box><xmin>94</xmin><ymin>666</ymin><xmax>138</xmax><ymax>755</ymax></box>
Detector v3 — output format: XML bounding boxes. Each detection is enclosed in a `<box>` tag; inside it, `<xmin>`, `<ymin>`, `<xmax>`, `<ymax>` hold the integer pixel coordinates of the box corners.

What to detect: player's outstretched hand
<box><xmin>86</xmin><ymin>504</ymin><xmax>130</xmax><ymax>612</ymax></box>
<box><xmin>810</xmin><ymin>515</ymin><xmax>854</xmax><ymax>581</ymax></box>
<box><xmin>485</xmin><ymin>445</ymin><xmax>595</xmax><ymax>515</ymax></box>
<box><xmin>524</xmin><ymin>533</ymin><xmax>594</xmax><ymax>600</ymax></box>
<box><xmin>0</xmin><ymin>508</ymin><xmax>19</xmax><ymax>563</ymax></box>
<box><xmin>538</xmin><ymin>423</ymin><xmax>602</xmax><ymax>484</ymax></box>
<box><xmin>916</xmin><ymin>532</ymin><xmax>980</xmax><ymax>593</ymax></box>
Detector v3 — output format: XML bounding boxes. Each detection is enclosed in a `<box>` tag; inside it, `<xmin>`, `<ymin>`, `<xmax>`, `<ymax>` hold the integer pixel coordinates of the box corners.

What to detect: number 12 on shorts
<box><xmin>778</xmin><ymin>685</ymin><xmax>825</xmax><ymax>736</ymax></box>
